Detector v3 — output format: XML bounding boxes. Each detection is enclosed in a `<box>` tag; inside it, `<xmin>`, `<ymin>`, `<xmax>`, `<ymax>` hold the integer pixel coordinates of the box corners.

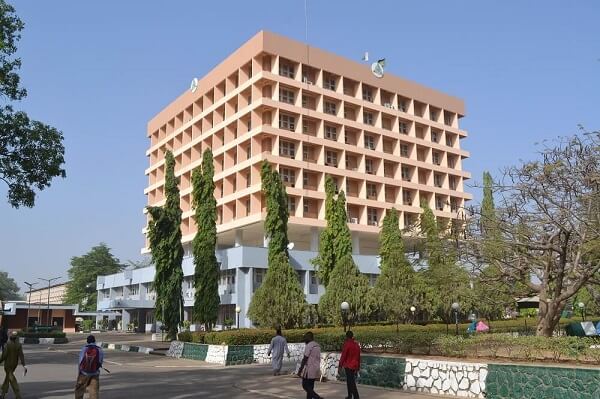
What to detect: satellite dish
<box><xmin>190</xmin><ymin>77</ymin><xmax>199</xmax><ymax>93</ymax></box>
<box><xmin>362</xmin><ymin>52</ymin><xmax>369</xmax><ymax>62</ymax></box>
<box><xmin>371</xmin><ymin>59</ymin><xmax>386</xmax><ymax>78</ymax></box>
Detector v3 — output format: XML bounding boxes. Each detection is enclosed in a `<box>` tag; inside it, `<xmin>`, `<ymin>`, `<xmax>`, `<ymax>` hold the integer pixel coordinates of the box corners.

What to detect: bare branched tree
<box><xmin>466</xmin><ymin>129</ymin><xmax>600</xmax><ymax>336</ymax></box>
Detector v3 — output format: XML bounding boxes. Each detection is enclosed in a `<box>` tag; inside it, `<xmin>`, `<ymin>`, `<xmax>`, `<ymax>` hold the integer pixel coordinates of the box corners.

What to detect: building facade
<box><xmin>26</xmin><ymin>283</ymin><xmax>68</xmax><ymax>306</ymax></box>
<box><xmin>96</xmin><ymin>31</ymin><xmax>471</xmax><ymax>330</ymax></box>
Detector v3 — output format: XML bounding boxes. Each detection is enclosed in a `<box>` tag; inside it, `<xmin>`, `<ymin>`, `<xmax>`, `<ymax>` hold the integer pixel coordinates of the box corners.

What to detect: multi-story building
<box><xmin>96</xmin><ymin>31</ymin><xmax>471</xmax><ymax>330</ymax></box>
<box><xmin>26</xmin><ymin>283</ymin><xmax>68</xmax><ymax>306</ymax></box>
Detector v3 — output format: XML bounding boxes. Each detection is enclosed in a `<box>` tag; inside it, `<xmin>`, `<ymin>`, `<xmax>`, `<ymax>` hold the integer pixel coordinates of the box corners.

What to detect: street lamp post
<box><xmin>451</xmin><ymin>302</ymin><xmax>460</xmax><ymax>336</ymax></box>
<box><xmin>38</xmin><ymin>277</ymin><xmax>61</xmax><ymax>326</ymax></box>
<box><xmin>235</xmin><ymin>306</ymin><xmax>241</xmax><ymax>329</ymax></box>
<box><xmin>410</xmin><ymin>306</ymin><xmax>416</xmax><ymax>324</ymax></box>
<box><xmin>23</xmin><ymin>282</ymin><xmax>38</xmax><ymax>331</ymax></box>
<box><xmin>341</xmin><ymin>301</ymin><xmax>350</xmax><ymax>332</ymax></box>
<box><xmin>578</xmin><ymin>302</ymin><xmax>586</xmax><ymax>322</ymax></box>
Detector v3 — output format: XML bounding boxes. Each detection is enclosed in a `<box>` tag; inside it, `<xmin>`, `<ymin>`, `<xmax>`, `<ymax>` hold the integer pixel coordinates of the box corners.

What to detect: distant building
<box><xmin>26</xmin><ymin>282</ymin><xmax>68</xmax><ymax>305</ymax></box>
<box><xmin>97</xmin><ymin>31</ymin><xmax>472</xmax><ymax>330</ymax></box>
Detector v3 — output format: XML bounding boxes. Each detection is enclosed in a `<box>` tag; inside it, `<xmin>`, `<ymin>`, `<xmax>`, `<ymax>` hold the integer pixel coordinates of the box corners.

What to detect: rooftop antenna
<box><xmin>362</xmin><ymin>52</ymin><xmax>369</xmax><ymax>62</ymax></box>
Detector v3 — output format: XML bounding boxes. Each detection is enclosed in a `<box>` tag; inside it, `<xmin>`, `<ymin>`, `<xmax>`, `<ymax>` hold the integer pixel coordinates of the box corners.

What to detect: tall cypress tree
<box><xmin>192</xmin><ymin>149</ymin><xmax>220</xmax><ymax>331</ymax></box>
<box><xmin>248</xmin><ymin>161</ymin><xmax>307</xmax><ymax>328</ymax></box>
<box><xmin>312</xmin><ymin>176</ymin><xmax>338</xmax><ymax>286</ymax></box>
<box><xmin>369</xmin><ymin>208</ymin><xmax>416</xmax><ymax>329</ymax></box>
<box><xmin>147</xmin><ymin>151</ymin><xmax>184</xmax><ymax>340</ymax></box>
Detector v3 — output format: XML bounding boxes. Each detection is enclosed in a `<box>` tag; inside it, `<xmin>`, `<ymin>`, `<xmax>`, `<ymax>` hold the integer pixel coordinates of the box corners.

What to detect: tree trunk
<box><xmin>536</xmin><ymin>300</ymin><xmax>564</xmax><ymax>337</ymax></box>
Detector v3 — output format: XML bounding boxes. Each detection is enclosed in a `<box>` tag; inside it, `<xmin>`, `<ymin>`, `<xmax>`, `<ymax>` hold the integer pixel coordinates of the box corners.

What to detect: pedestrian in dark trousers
<box><xmin>0</xmin><ymin>331</ymin><xmax>26</xmax><ymax>399</ymax></box>
<box><xmin>75</xmin><ymin>335</ymin><xmax>104</xmax><ymax>399</ymax></box>
<box><xmin>339</xmin><ymin>330</ymin><xmax>360</xmax><ymax>399</ymax></box>
<box><xmin>297</xmin><ymin>332</ymin><xmax>323</xmax><ymax>399</ymax></box>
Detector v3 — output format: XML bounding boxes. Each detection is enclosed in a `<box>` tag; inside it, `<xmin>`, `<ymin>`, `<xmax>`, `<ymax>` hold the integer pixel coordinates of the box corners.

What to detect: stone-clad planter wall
<box><xmin>168</xmin><ymin>341</ymin><xmax>599</xmax><ymax>398</ymax></box>
<box><xmin>485</xmin><ymin>364</ymin><xmax>600</xmax><ymax>399</ymax></box>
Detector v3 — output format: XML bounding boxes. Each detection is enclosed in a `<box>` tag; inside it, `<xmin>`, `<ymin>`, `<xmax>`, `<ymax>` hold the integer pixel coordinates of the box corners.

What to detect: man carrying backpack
<box><xmin>75</xmin><ymin>335</ymin><xmax>104</xmax><ymax>399</ymax></box>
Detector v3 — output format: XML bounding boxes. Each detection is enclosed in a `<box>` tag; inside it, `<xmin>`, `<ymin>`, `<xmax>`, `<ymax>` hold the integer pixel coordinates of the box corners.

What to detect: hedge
<box><xmin>17</xmin><ymin>331</ymin><xmax>67</xmax><ymax>339</ymax></box>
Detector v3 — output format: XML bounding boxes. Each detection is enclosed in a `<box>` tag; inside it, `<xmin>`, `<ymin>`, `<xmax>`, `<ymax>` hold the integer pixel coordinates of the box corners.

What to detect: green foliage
<box><xmin>248</xmin><ymin>253</ymin><xmax>308</xmax><ymax>328</ymax></box>
<box><xmin>261</xmin><ymin>161</ymin><xmax>289</xmax><ymax>264</ymax></box>
<box><xmin>0</xmin><ymin>270</ymin><xmax>21</xmax><ymax>300</ymax></box>
<box><xmin>370</xmin><ymin>208</ymin><xmax>417</xmax><ymax>327</ymax></box>
<box><xmin>420</xmin><ymin>202</ymin><xmax>471</xmax><ymax>323</ymax></box>
<box><xmin>147</xmin><ymin>151</ymin><xmax>184</xmax><ymax>340</ymax></box>
<box><xmin>192</xmin><ymin>149</ymin><xmax>220</xmax><ymax>330</ymax></box>
<box><xmin>319</xmin><ymin>255</ymin><xmax>370</xmax><ymax>325</ymax></box>
<box><xmin>16</xmin><ymin>331</ymin><xmax>66</xmax><ymax>339</ymax></box>
<box><xmin>65</xmin><ymin>243</ymin><xmax>124</xmax><ymax>311</ymax></box>
<box><xmin>82</xmin><ymin>319</ymin><xmax>94</xmax><ymax>331</ymax></box>
<box><xmin>312</xmin><ymin>176</ymin><xmax>354</xmax><ymax>287</ymax></box>
<box><xmin>0</xmin><ymin>1</ymin><xmax>65</xmax><ymax>208</ymax></box>
<box><xmin>573</xmin><ymin>286</ymin><xmax>600</xmax><ymax>317</ymax></box>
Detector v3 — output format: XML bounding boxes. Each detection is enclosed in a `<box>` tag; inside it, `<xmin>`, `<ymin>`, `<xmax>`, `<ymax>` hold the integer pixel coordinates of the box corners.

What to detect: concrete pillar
<box><xmin>310</xmin><ymin>227</ymin><xmax>319</xmax><ymax>251</ymax></box>
<box><xmin>121</xmin><ymin>310</ymin><xmax>131</xmax><ymax>332</ymax></box>
<box><xmin>352</xmin><ymin>234</ymin><xmax>360</xmax><ymax>255</ymax></box>
<box><xmin>235</xmin><ymin>229</ymin><xmax>243</xmax><ymax>247</ymax></box>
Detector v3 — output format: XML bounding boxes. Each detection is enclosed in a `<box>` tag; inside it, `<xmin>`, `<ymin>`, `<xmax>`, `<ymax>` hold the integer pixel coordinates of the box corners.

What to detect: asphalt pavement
<box><xmin>12</xmin><ymin>340</ymin><xmax>444</xmax><ymax>399</ymax></box>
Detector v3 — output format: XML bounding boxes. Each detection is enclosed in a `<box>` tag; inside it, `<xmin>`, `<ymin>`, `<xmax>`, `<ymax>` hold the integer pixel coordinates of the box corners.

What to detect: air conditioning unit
<box><xmin>302</xmin><ymin>77</ymin><xmax>313</xmax><ymax>85</ymax></box>
<box><xmin>384</xmin><ymin>103</ymin><xmax>393</xmax><ymax>109</ymax></box>
<box><xmin>368</xmin><ymin>220</ymin><xmax>378</xmax><ymax>226</ymax></box>
<box><xmin>350</xmin><ymin>217</ymin><xmax>358</xmax><ymax>224</ymax></box>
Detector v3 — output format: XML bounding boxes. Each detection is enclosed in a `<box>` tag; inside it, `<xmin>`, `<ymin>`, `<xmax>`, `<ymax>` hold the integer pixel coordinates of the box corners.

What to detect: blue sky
<box><xmin>2</xmin><ymin>1</ymin><xmax>599</xmax><ymax>292</ymax></box>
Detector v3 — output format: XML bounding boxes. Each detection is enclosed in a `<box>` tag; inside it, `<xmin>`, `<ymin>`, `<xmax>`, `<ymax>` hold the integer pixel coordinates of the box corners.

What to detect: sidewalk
<box><xmin>234</xmin><ymin>368</ymin><xmax>446</xmax><ymax>399</ymax></box>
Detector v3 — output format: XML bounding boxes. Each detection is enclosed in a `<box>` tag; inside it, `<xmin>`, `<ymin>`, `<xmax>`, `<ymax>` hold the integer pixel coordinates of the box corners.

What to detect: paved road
<box><xmin>13</xmin><ymin>342</ymin><xmax>442</xmax><ymax>399</ymax></box>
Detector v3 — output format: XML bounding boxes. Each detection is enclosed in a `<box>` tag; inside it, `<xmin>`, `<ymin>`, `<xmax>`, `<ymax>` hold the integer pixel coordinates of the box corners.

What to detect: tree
<box><xmin>369</xmin><ymin>208</ymin><xmax>417</xmax><ymax>330</ymax></box>
<box><xmin>420</xmin><ymin>202</ymin><xmax>471</xmax><ymax>324</ymax></box>
<box><xmin>312</xmin><ymin>176</ymin><xmax>346</xmax><ymax>286</ymax></box>
<box><xmin>319</xmin><ymin>255</ymin><xmax>370</xmax><ymax>325</ymax></box>
<box><xmin>192</xmin><ymin>149</ymin><xmax>220</xmax><ymax>330</ymax></box>
<box><xmin>0</xmin><ymin>1</ymin><xmax>65</xmax><ymax>208</ymax></box>
<box><xmin>248</xmin><ymin>161</ymin><xmax>307</xmax><ymax>328</ymax></box>
<box><xmin>261</xmin><ymin>161</ymin><xmax>289</xmax><ymax>264</ymax></box>
<box><xmin>248</xmin><ymin>253</ymin><xmax>308</xmax><ymax>328</ymax></box>
<box><xmin>65</xmin><ymin>244</ymin><xmax>124</xmax><ymax>311</ymax></box>
<box><xmin>467</xmin><ymin>131</ymin><xmax>600</xmax><ymax>336</ymax></box>
<box><xmin>147</xmin><ymin>151</ymin><xmax>184</xmax><ymax>340</ymax></box>
<box><xmin>0</xmin><ymin>271</ymin><xmax>21</xmax><ymax>300</ymax></box>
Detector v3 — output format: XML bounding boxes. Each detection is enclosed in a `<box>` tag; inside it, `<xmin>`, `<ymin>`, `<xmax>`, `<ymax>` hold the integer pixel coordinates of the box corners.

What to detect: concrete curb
<box><xmin>99</xmin><ymin>342</ymin><xmax>157</xmax><ymax>355</ymax></box>
<box><xmin>19</xmin><ymin>337</ymin><xmax>69</xmax><ymax>345</ymax></box>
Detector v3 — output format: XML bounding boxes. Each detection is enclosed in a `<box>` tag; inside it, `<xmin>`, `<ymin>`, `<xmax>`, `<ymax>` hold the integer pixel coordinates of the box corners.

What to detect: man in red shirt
<box><xmin>339</xmin><ymin>330</ymin><xmax>360</xmax><ymax>399</ymax></box>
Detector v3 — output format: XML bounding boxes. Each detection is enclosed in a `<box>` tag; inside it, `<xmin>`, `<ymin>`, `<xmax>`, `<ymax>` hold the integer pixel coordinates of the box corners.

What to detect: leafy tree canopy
<box><xmin>0</xmin><ymin>1</ymin><xmax>65</xmax><ymax>208</ymax></box>
<box><xmin>65</xmin><ymin>243</ymin><xmax>124</xmax><ymax>311</ymax></box>
<box><xmin>0</xmin><ymin>270</ymin><xmax>21</xmax><ymax>300</ymax></box>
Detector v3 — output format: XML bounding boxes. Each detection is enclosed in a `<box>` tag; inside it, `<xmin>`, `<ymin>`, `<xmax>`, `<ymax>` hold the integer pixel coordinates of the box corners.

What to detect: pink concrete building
<box><xmin>144</xmin><ymin>31</ymin><xmax>471</xmax><ymax>255</ymax></box>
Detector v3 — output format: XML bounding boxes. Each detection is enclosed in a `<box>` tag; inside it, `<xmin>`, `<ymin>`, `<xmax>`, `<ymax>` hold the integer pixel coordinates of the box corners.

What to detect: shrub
<box><xmin>434</xmin><ymin>336</ymin><xmax>468</xmax><ymax>357</ymax></box>
<box><xmin>17</xmin><ymin>331</ymin><xmax>67</xmax><ymax>339</ymax></box>
<box><xmin>178</xmin><ymin>331</ymin><xmax>193</xmax><ymax>343</ymax></box>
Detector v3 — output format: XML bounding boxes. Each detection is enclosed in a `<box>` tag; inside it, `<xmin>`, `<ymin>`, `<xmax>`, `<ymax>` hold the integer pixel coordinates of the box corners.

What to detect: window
<box><xmin>245</xmin><ymin>198</ymin><xmax>251</xmax><ymax>216</ymax></box>
<box><xmin>434</xmin><ymin>174</ymin><xmax>443</xmax><ymax>188</ymax></box>
<box><xmin>432</xmin><ymin>152</ymin><xmax>441</xmax><ymax>165</ymax></box>
<box><xmin>128</xmin><ymin>284</ymin><xmax>139</xmax><ymax>297</ymax></box>
<box><xmin>402</xmin><ymin>190</ymin><xmax>412</xmax><ymax>205</ymax></box>
<box><xmin>365</xmin><ymin>159</ymin><xmax>374</xmax><ymax>174</ymax></box>
<box><xmin>362</xmin><ymin>87</ymin><xmax>373</xmax><ymax>102</ymax></box>
<box><xmin>366</xmin><ymin>183</ymin><xmax>377</xmax><ymax>199</ymax></box>
<box><xmin>288</xmin><ymin>197</ymin><xmax>296</xmax><ymax>213</ymax></box>
<box><xmin>363</xmin><ymin>112</ymin><xmax>374</xmax><ymax>125</ymax></box>
<box><xmin>279</xmin><ymin>88</ymin><xmax>295</xmax><ymax>104</ymax></box>
<box><xmin>220</xmin><ymin>269</ymin><xmax>236</xmax><ymax>293</ymax></box>
<box><xmin>303</xmin><ymin>200</ymin><xmax>310</xmax><ymax>213</ymax></box>
<box><xmin>279</xmin><ymin>114</ymin><xmax>295</xmax><ymax>131</ymax></box>
<box><xmin>367</xmin><ymin>207</ymin><xmax>378</xmax><ymax>226</ymax></box>
<box><xmin>399</xmin><ymin>100</ymin><xmax>408</xmax><ymax>112</ymax></box>
<box><xmin>302</xmin><ymin>95</ymin><xmax>308</xmax><ymax>108</ymax></box>
<box><xmin>325</xmin><ymin>125</ymin><xmax>337</xmax><ymax>140</ymax></box>
<box><xmin>246</xmin><ymin>145</ymin><xmax>251</xmax><ymax>160</ymax></box>
<box><xmin>303</xmin><ymin>172</ymin><xmax>309</xmax><ymax>187</ymax></box>
<box><xmin>324</xmin><ymin>101</ymin><xmax>337</xmax><ymax>115</ymax></box>
<box><xmin>279</xmin><ymin>140</ymin><xmax>296</xmax><ymax>158</ymax></box>
<box><xmin>431</xmin><ymin>131</ymin><xmax>439</xmax><ymax>143</ymax></box>
<box><xmin>279</xmin><ymin>168</ymin><xmax>296</xmax><ymax>186</ymax></box>
<box><xmin>448</xmin><ymin>156</ymin><xmax>456</xmax><ymax>168</ymax></box>
<box><xmin>446</xmin><ymin>136</ymin><xmax>454</xmax><ymax>147</ymax></box>
<box><xmin>436</xmin><ymin>197</ymin><xmax>444</xmax><ymax>211</ymax></box>
<box><xmin>400</xmin><ymin>144</ymin><xmax>409</xmax><ymax>158</ymax></box>
<box><xmin>325</xmin><ymin>151</ymin><xmax>338</xmax><ymax>167</ymax></box>
<box><xmin>401</xmin><ymin>166</ymin><xmax>411</xmax><ymax>181</ymax></box>
<box><xmin>279</xmin><ymin>63</ymin><xmax>294</xmax><ymax>78</ymax></box>
<box><xmin>324</xmin><ymin>76</ymin><xmax>336</xmax><ymax>90</ymax></box>
<box><xmin>449</xmin><ymin>176</ymin><xmax>458</xmax><ymax>190</ymax></box>
<box><xmin>309</xmin><ymin>271</ymin><xmax>318</xmax><ymax>294</ymax></box>
<box><xmin>450</xmin><ymin>198</ymin><xmax>459</xmax><ymax>212</ymax></box>
<box><xmin>399</xmin><ymin>121</ymin><xmax>408</xmax><ymax>134</ymax></box>
<box><xmin>246</xmin><ymin>172</ymin><xmax>251</xmax><ymax>188</ymax></box>
<box><xmin>253</xmin><ymin>269</ymin><xmax>265</xmax><ymax>292</ymax></box>
<box><xmin>364</xmin><ymin>135</ymin><xmax>375</xmax><ymax>150</ymax></box>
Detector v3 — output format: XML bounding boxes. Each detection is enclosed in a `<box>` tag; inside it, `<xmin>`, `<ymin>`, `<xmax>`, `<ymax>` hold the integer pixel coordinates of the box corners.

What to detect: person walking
<box><xmin>267</xmin><ymin>328</ymin><xmax>290</xmax><ymax>376</ymax></box>
<box><xmin>298</xmin><ymin>331</ymin><xmax>323</xmax><ymax>399</ymax></box>
<box><xmin>0</xmin><ymin>331</ymin><xmax>27</xmax><ymax>399</ymax></box>
<box><xmin>75</xmin><ymin>335</ymin><xmax>104</xmax><ymax>399</ymax></box>
<box><xmin>339</xmin><ymin>330</ymin><xmax>361</xmax><ymax>399</ymax></box>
